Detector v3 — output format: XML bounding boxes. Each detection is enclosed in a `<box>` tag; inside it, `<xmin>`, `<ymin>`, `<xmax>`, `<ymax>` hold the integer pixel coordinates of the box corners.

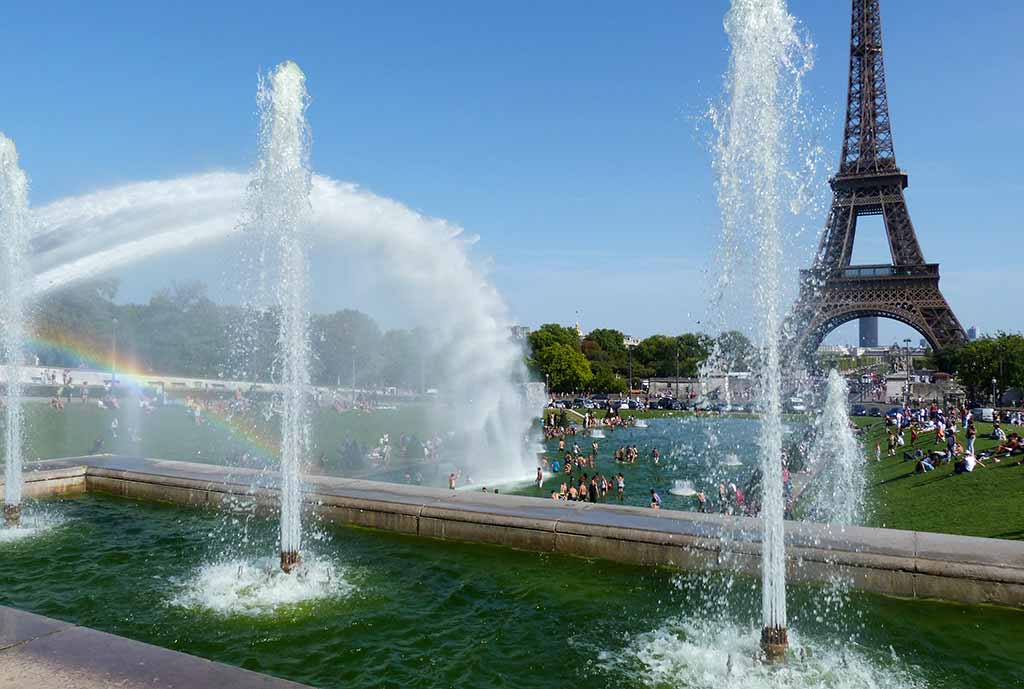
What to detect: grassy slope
<box><xmin>855</xmin><ymin>417</ymin><xmax>1024</xmax><ymax>540</ymax></box>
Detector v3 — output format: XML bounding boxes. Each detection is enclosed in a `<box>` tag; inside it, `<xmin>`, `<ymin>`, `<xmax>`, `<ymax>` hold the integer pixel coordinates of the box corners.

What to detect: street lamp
<box><xmin>903</xmin><ymin>338</ymin><xmax>911</xmax><ymax>406</ymax></box>
<box><xmin>992</xmin><ymin>377</ymin><xmax>998</xmax><ymax>407</ymax></box>
<box><xmin>675</xmin><ymin>348</ymin><xmax>680</xmax><ymax>399</ymax></box>
<box><xmin>628</xmin><ymin>345</ymin><xmax>633</xmax><ymax>393</ymax></box>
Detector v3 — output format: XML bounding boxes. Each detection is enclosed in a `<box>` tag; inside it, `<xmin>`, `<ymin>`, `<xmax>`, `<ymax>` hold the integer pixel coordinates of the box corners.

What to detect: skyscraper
<box><xmin>859</xmin><ymin>317</ymin><xmax>879</xmax><ymax>348</ymax></box>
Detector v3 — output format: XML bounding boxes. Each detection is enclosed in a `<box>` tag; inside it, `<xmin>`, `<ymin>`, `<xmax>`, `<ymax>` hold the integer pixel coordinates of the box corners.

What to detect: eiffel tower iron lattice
<box><xmin>787</xmin><ymin>0</ymin><xmax>967</xmax><ymax>357</ymax></box>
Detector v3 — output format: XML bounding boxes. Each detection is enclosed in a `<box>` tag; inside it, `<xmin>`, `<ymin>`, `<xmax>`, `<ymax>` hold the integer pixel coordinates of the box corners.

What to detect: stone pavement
<box><xmin>0</xmin><ymin>606</ymin><xmax>312</xmax><ymax>689</ymax></box>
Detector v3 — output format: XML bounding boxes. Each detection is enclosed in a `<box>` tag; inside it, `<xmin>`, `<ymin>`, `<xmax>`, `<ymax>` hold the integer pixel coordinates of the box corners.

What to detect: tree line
<box><xmin>525</xmin><ymin>323</ymin><xmax>754</xmax><ymax>394</ymax></box>
<box><xmin>928</xmin><ymin>333</ymin><xmax>1024</xmax><ymax>403</ymax></box>
<box><xmin>30</xmin><ymin>279</ymin><xmax>438</xmax><ymax>391</ymax></box>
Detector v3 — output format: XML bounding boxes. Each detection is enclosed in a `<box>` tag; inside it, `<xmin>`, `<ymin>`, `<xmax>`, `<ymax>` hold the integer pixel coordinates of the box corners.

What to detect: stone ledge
<box><xmin>0</xmin><ymin>606</ymin><xmax>312</xmax><ymax>688</ymax></box>
<box><xmin>11</xmin><ymin>455</ymin><xmax>1024</xmax><ymax>608</ymax></box>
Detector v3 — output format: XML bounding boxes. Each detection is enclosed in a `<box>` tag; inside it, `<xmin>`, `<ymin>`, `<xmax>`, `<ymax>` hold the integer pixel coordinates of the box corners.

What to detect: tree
<box><xmin>714</xmin><ymin>330</ymin><xmax>755</xmax><ymax>372</ymax></box>
<box><xmin>581</xmin><ymin>328</ymin><xmax>628</xmax><ymax>375</ymax></box>
<box><xmin>532</xmin><ymin>343</ymin><xmax>592</xmax><ymax>393</ymax></box>
<box><xmin>635</xmin><ymin>333</ymin><xmax>711</xmax><ymax>378</ymax></box>
<box><xmin>941</xmin><ymin>334</ymin><xmax>1024</xmax><ymax>401</ymax></box>
<box><xmin>589</xmin><ymin>365</ymin><xmax>628</xmax><ymax>394</ymax></box>
<box><xmin>311</xmin><ymin>309</ymin><xmax>382</xmax><ymax>387</ymax></box>
<box><xmin>527</xmin><ymin>324</ymin><xmax>580</xmax><ymax>355</ymax></box>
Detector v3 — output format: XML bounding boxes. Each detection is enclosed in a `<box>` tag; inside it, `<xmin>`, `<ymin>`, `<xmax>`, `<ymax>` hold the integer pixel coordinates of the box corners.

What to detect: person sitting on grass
<box><xmin>991</xmin><ymin>423</ymin><xmax>1008</xmax><ymax>442</ymax></box>
<box><xmin>916</xmin><ymin>455</ymin><xmax>936</xmax><ymax>473</ymax></box>
<box><xmin>990</xmin><ymin>433</ymin><xmax>1021</xmax><ymax>461</ymax></box>
<box><xmin>904</xmin><ymin>447</ymin><xmax>926</xmax><ymax>463</ymax></box>
<box><xmin>954</xmin><ymin>453</ymin><xmax>985</xmax><ymax>474</ymax></box>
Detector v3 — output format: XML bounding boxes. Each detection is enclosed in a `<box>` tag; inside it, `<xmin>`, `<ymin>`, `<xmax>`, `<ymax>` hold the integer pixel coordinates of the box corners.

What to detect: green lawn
<box><xmin>4</xmin><ymin>401</ymin><xmax>434</xmax><ymax>477</ymax></box>
<box><xmin>855</xmin><ymin>417</ymin><xmax>1024</xmax><ymax>540</ymax></box>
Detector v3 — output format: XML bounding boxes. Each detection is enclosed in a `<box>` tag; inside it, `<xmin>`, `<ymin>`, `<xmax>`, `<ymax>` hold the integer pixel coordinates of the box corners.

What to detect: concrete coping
<box><xmin>10</xmin><ymin>455</ymin><xmax>1024</xmax><ymax>596</ymax></box>
<box><xmin>0</xmin><ymin>606</ymin><xmax>312</xmax><ymax>688</ymax></box>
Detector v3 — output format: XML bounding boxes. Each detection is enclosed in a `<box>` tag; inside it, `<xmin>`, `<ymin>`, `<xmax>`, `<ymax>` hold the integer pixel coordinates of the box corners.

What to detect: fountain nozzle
<box><xmin>3</xmin><ymin>503</ymin><xmax>21</xmax><ymax>527</ymax></box>
<box><xmin>280</xmin><ymin>550</ymin><xmax>301</xmax><ymax>574</ymax></box>
<box><xmin>760</xmin><ymin>626</ymin><xmax>788</xmax><ymax>663</ymax></box>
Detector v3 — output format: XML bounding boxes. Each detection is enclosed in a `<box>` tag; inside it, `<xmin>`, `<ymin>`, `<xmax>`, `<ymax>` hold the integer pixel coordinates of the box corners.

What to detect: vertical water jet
<box><xmin>807</xmin><ymin>370</ymin><xmax>866</xmax><ymax>526</ymax></box>
<box><xmin>246</xmin><ymin>61</ymin><xmax>313</xmax><ymax>572</ymax></box>
<box><xmin>713</xmin><ymin>0</ymin><xmax>813</xmax><ymax>661</ymax></box>
<box><xmin>0</xmin><ymin>134</ymin><xmax>30</xmax><ymax>528</ymax></box>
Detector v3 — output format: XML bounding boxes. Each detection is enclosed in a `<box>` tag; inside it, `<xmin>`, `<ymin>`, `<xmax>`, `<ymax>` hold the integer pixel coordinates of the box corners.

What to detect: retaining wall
<box><xmin>11</xmin><ymin>455</ymin><xmax>1024</xmax><ymax>609</ymax></box>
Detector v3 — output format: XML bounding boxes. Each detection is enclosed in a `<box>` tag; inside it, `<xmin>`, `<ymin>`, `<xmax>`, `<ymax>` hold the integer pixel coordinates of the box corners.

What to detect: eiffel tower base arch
<box><xmin>788</xmin><ymin>273</ymin><xmax>966</xmax><ymax>361</ymax></box>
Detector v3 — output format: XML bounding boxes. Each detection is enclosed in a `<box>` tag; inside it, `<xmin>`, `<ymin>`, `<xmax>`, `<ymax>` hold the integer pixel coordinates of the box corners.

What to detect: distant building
<box><xmin>967</xmin><ymin>326</ymin><xmax>978</xmax><ymax>341</ymax></box>
<box><xmin>509</xmin><ymin>325</ymin><xmax>531</xmax><ymax>340</ymax></box>
<box><xmin>858</xmin><ymin>317</ymin><xmax>879</xmax><ymax>348</ymax></box>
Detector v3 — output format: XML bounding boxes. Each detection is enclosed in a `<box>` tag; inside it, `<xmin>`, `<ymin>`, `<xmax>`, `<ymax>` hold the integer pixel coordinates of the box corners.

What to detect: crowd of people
<box><xmin>875</xmin><ymin>404</ymin><xmax>1024</xmax><ymax>474</ymax></box>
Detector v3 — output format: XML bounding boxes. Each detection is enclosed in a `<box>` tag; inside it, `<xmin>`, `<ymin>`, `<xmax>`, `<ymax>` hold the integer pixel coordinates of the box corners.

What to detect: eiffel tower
<box><xmin>788</xmin><ymin>0</ymin><xmax>967</xmax><ymax>357</ymax></box>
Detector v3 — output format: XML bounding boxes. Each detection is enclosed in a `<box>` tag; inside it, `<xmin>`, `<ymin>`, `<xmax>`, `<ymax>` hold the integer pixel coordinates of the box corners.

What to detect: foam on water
<box><xmin>669</xmin><ymin>479</ymin><xmax>697</xmax><ymax>497</ymax></box>
<box><xmin>0</xmin><ymin>510</ymin><xmax>67</xmax><ymax>543</ymax></box>
<box><xmin>611</xmin><ymin>617</ymin><xmax>925</xmax><ymax>689</ymax></box>
<box><xmin>170</xmin><ymin>556</ymin><xmax>351</xmax><ymax>616</ymax></box>
<box><xmin>722</xmin><ymin>453</ymin><xmax>744</xmax><ymax>467</ymax></box>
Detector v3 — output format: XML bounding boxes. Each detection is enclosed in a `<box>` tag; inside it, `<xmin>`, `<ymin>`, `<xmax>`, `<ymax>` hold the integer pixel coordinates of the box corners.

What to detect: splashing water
<box><xmin>243</xmin><ymin>61</ymin><xmax>314</xmax><ymax>568</ymax></box>
<box><xmin>611</xmin><ymin>617</ymin><xmax>925</xmax><ymax>689</ymax></box>
<box><xmin>807</xmin><ymin>371</ymin><xmax>865</xmax><ymax>527</ymax></box>
<box><xmin>170</xmin><ymin>556</ymin><xmax>350</xmax><ymax>617</ymax></box>
<box><xmin>0</xmin><ymin>134</ymin><xmax>31</xmax><ymax>524</ymax></box>
<box><xmin>0</xmin><ymin>509</ymin><xmax>66</xmax><ymax>543</ymax></box>
<box><xmin>712</xmin><ymin>0</ymin><xmax>815</xmax><ymax>649</ymax></box>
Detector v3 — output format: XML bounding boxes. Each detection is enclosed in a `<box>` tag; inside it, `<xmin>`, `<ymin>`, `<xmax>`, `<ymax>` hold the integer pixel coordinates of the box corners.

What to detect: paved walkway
<box><xmin>0</xmin><ymin>606</ymin><xmax>312</xmax><ymax>689</ymax></box>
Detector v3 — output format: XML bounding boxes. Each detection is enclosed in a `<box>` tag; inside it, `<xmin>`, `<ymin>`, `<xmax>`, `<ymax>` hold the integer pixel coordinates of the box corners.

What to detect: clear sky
<box><xmin>2</xmin><ymin>1</ymin><xmax>1021</xmax><ymax>344</ymax></box>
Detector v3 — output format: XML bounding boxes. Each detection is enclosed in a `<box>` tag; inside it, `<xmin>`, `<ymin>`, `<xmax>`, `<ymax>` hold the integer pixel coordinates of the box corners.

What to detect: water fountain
<box><xmin>244</xmin><ymin>61</ymin><xmax>313</xmax><ymax>573</ymax></box>
<box><xmin>0</xmin><ymin>134</ymin><xmax>30</xmax><ymax>528</ymax></box>
<box><xmin>806</xmin><ymin>370</ymin><xmax>865</xmax><ymax>526</ymax></box>
<box><xmin>28</xmin><ymin>184</ymin><xmax>534</xmax><ymax>487</ymax></box>
<box><xmin>712</xmin><ymin>0</ymin><xmax>814</xmax><ymax>661</ymax></box>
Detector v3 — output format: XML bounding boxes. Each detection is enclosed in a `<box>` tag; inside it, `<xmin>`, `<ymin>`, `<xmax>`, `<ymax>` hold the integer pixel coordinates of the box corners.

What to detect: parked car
<box><xmin>972</xmin><ymin>407</ymin><xmax>995</xmax><ymax>422</ymax></box>
<box><xmin>851</xmin><ymin>404</ymin><xmax>867</xmax><ymax>416</ymax></box>
<box><xmin>785</xmin><ymin>397</ymin><xmax>807</xmax><ymax>413</ymax></box>
<box><xmin>868</xmin><ymin>407</ymin><xmax>882</xmax><ymax>417</ymax></box>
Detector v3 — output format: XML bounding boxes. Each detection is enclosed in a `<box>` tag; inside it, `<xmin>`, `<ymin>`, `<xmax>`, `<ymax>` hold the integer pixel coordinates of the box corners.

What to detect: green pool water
<box><xmin>1</xmin><ymin>495</ymin><xmax>1021</xmax><ymax>689</ymax></box>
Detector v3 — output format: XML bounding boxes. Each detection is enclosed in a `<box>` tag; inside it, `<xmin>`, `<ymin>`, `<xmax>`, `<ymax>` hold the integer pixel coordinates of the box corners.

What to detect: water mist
<box><xmin>0</xmin><ymin>134</ymin><xmax>30</xmax><ymax>527</ymax></box>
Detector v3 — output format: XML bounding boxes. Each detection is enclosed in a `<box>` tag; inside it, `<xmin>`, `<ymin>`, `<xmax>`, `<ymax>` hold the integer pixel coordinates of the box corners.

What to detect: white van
<box><xmin>971</xmin><ymin>407</ymin><xmax>995</xmax><ymax>422</ymax></box>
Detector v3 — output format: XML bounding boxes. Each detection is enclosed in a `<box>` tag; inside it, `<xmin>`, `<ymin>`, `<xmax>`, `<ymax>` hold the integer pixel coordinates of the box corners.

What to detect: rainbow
<box><xmin>27</xmin><ymin>331</ymin><xmax>285</xmax><ymax>461</ymax></box>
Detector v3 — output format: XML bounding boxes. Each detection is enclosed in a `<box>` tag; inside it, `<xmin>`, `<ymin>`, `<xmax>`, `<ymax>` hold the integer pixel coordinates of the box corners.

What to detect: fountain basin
<box><xmin>1</xmin><ymin>491</ymin><xmax>1022</xmax><ymax>689</ymax></box>
<box><xmin>9</xmin><ymin>454</ymin><xmax>1024</xmax><ymax>609</ymax></box>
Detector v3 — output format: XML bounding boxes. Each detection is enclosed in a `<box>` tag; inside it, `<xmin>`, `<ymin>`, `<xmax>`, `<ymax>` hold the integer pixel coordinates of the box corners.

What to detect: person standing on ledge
<box><xmin>649</xmin><ymin>489</ymin><xmax>662</xmax><ymax>509</ymax></box>
<box><xmin>448</xmin><ymin>472</ymin><xmax>456</xmax><ymax>490</ymax></box>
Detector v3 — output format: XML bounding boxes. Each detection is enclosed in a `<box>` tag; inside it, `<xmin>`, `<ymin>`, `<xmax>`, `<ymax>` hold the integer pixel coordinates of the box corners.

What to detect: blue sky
<box><xmin>2</xmin><ymin>1</ymin><xmax>1021</xmax><ymax>344</ymax></box>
